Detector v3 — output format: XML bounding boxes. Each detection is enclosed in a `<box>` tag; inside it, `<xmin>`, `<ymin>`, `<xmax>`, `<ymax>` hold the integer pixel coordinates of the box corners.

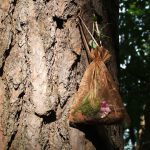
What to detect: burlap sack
<box><xmin>69</xmin><ymin>46</ymin><xmax>125</xmax><ymax>124</ymax></box>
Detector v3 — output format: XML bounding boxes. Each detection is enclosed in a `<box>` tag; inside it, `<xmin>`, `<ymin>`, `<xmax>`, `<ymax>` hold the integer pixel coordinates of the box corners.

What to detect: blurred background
<box><xmin>119</xmin><ymin>0</ymin><xmax>150</xmax><ymax>149</ymax></box>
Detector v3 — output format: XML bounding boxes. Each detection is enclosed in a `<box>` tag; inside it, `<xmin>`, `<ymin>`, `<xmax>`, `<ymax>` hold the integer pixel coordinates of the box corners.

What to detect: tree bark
<box><xmin>0</xmin><ymin>0</ymin><xmax>122</xmax><ymax>149</ymax></box>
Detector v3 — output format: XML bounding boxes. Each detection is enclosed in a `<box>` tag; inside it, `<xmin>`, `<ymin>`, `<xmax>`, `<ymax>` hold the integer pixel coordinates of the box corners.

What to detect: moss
<box><xmin>72</xmin><ymin>95</ymin><xmax>100</xmax><ymax>117</ymax></box>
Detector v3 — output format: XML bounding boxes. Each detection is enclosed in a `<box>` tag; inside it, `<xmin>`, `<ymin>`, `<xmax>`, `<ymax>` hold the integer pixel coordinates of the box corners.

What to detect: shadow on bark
<box><xmin>71</xmin><ymin>124</ymin><xmax>114</xmax><ymax>150</ymax></box>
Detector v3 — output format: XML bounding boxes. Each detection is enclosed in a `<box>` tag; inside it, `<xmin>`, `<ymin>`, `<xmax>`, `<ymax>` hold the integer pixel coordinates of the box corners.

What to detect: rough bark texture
<box><xmin>0</xmin><ymin>0</ymin><xmax>122</xmax><ymax>149</ymax></box>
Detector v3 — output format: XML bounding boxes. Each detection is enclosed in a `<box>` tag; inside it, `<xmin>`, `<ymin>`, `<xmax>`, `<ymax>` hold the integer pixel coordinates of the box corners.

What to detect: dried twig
<box><xmin>78</xmin><ymin>16</ymin><xmax>99</xmax><ymax>47</ymax></box>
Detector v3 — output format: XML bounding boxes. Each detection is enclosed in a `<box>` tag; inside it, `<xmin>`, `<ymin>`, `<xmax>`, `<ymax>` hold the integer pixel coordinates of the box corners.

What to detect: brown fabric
<box><xmin>69</xmin><ymin>46</ymin><xmax>125</xmax><ymax>124</ymax></box>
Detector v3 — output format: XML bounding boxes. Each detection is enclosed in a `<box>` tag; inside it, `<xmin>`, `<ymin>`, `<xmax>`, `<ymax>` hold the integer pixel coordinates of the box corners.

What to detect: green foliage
<box><xmin>119</xmin><ymin>0</ymin><xmax>150</xmax><ymax>144</ymax></box>
<box><xmin>92</xmin><ymin>13</ymin><xmax>103</xmax><ymax>24</ymax></box>
<box><xmin>128</xmin><ymin>2</ymin><xmax>143</xmax><ymax>15</ymax></box>
<box><xmin>90</xmin><ymin>14</ymin><xmax>111</xmax><ymax>46</ymax></box>
<box><xmin>92</xmin><ymin>15</ymin><xmax>98</xmax><ymax>22</ymax></box>
<box><xmin>72</xmin><ymin>95</ymin><xmax>100</xmax><ymax>117</ymax></box>
<box><xmin>89</xmin><ymin>40</ymin><xmax>97</xmax><ymax>49</ymax></box>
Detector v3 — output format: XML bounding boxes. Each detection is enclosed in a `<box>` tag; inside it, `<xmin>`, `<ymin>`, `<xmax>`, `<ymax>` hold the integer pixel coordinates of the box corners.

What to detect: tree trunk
<box><xmin>0</xmin><ymin>0</ymin><xmax>122</xmax><ymax>149</ymax></box>
<box><xmin>139</xmin><ymin>102</ymin><xmax>150</xmax><ymax>150</ymax></box>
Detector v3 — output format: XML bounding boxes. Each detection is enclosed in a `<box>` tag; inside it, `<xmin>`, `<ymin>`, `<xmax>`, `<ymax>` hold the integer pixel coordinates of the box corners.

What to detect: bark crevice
<box><xmin>0</xmin><ymin>31</ymin><xmax>13</xmax><ymax>76</ymax></box>
<box><xmin>53</xmin><ymin>16</ymin><xmax>65</xmax><ymax>29</ymax></box>
<box><xmin>7</xmin><ymin>130</ymin><xmax>17</xmax><ymax>150</ymax></box>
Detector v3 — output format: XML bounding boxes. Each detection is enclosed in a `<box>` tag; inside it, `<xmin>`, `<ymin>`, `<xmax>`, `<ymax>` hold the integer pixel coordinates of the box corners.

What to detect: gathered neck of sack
<box><xmin>91</xmin><ymin>46</ymin><xmax>111</xmax><ymax>63</ymax></box>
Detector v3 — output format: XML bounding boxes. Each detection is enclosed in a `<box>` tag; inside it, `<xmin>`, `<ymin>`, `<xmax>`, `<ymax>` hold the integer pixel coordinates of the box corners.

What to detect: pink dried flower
<box><xmin>100</xmin><ymin>100</ymin><xmax>111</xmax><ymax>118</ymax></box>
